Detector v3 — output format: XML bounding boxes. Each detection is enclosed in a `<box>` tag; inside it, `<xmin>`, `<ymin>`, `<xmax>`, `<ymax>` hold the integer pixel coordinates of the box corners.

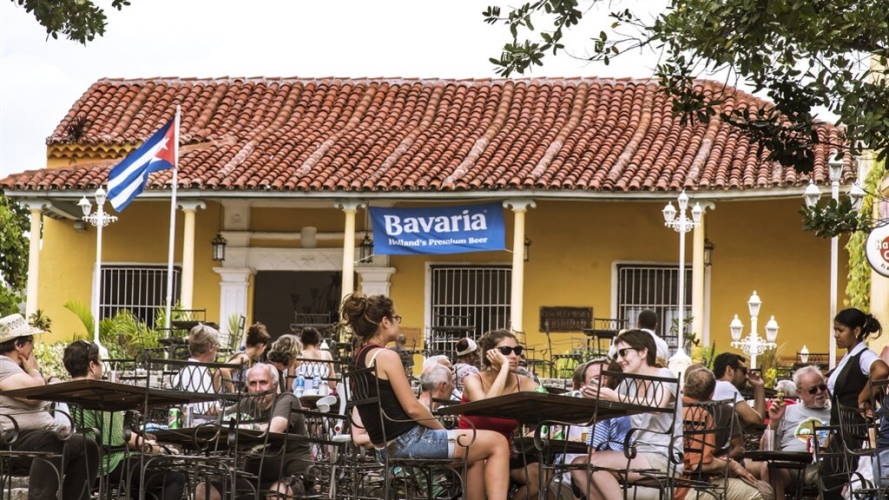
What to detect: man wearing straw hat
<box><xmin>0</xmin><ymin>313</ymin><xmax>99</xmax><ymax>500</ymax></box>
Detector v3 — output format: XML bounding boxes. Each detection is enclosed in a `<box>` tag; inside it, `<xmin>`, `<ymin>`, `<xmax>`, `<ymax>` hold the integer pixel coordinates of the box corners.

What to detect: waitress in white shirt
<box><xmin>828</xmin><ymin>308</ymin><xmax>889</xmax><ymax>419</ymax></box>
<box><xmin>823</xmin><ymin>308</ymin><xmax>889</xmax><ymax>500</ymax></box>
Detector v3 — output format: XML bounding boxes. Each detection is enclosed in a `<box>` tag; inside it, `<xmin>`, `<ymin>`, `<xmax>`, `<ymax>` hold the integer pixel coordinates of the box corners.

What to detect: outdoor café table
<box><xmin>744</xmin><ymin>450</ymin><xmax>812</xmax><ymax>500</ymax></box>
<box><xmin>436</xmin><ymin>390</ymin><xmax>663</xmax><ymax>426</ymax></box>
<box><xmin>0</xmin><ymin>378</ymin><xmax>222</xmax><ymax>421</ymax></box>
<box><xmin>153</xmin><ymin>425</ymin><xmax>334</xmax><ymax>452</ymax></box>
<box><xmin>0</xmin><ymin>378</ymin><xmax>220</xmax><ymax>411</ymax></box>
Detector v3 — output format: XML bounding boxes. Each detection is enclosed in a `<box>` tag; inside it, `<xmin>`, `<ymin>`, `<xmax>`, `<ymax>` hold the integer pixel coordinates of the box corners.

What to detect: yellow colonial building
<box><xmin>0</xmin><ymin>77</ymin><xmax>859</xmax><ymax>366</ymax></box>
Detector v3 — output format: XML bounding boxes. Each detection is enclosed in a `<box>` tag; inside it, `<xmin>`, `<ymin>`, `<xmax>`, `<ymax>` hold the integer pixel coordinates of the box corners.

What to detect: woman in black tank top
<box><xmin>341</xmin><ymin>293</ymin><xmax>511</xmax><ymax>500</ymax></box>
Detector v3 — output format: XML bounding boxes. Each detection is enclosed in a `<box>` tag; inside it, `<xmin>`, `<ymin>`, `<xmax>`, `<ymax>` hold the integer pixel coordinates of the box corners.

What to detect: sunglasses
<box><xmin>806</xmin><ymin>384</ymin><xmax>828</xmax><ymax>395</ymax></box>
<box><xmin>616</xmin><ymin>347</ymin><xmax>637</xmax><ymax>359</ymax></box>
<box><xmin>497</xmin><ymin>345</ymin><xmax>525</xmax><ymax>356</ymax></box>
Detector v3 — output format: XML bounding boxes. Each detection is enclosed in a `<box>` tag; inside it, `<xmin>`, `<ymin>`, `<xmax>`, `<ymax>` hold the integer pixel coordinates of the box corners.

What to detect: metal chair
<box><xmin>342</xmin><ymin>363</ymin><xmax>473</xmax><ymax>499</ymax></box>
<box><xmin>672</xmin><ymin>399</ymin><xmax>738</xmax><ymax>499</ymax></box>
<box><xmin>541</xmin><ymin>368</ymin><xmax>682</xmax><ymax>500</ymax></box>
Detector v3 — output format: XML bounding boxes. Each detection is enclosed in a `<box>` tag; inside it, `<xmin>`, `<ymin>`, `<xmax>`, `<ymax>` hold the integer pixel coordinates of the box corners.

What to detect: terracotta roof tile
<box><xmin>1</xmin><ymin>76</ymin><xmax>851</xmax><ymax>194</ymax></box>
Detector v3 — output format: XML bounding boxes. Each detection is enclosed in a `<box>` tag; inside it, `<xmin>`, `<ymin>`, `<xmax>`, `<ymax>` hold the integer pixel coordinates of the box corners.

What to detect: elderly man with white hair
<box><xmin>419</xmin><ymin>363</ymin><xmax>455</xmax><ymax>411</ymax></box>
<box><xmin>198</xmin><ymin>363</ymin><xmax>311</xmax><ymax>499</ymax></box>
<box><xmin>764</xmin><ymin>365</ymin><xmax>830</xmax><ymax>498</ymax></box>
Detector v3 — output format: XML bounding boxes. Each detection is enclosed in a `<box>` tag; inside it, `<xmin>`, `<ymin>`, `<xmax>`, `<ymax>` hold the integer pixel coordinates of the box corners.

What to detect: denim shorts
<box><xmin>381</xmin><ymin>425</ymin><xmax>457</xmax><ymax>460</ymax></box>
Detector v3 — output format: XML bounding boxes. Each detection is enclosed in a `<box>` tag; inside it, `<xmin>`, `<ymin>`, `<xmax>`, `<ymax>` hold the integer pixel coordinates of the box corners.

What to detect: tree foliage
<box><xmin>11</xmin><ymin>0</ymin><xmax>131</xmax><ymax>44</ymax></box>
<box><xmin>484</xmin><ymin>0</ymin><xmax>889</xmax><ymax>173</ymax></box>
<box><xmin>0</xmin><ymin>193</ymin><xmax>29</xmax><ymax>316</ymax></box>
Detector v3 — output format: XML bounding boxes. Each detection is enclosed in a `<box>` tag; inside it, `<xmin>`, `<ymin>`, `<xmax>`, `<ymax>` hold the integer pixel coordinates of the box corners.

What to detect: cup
<box><xmin>763</xmin><ymin>428</ymin><xmax>775</xmax><ymax>451</ymax></box>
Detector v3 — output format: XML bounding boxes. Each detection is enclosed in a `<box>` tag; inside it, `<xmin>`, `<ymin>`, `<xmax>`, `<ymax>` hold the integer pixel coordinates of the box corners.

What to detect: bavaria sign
<box><xmin>866</xmin><ymin>224</ymin><xmax>889</xmax><ymax>278</ymax></box>
<box><xmin>370</xmin><ymin>203</ymin><xmax>506</xmax><ymax>255</ymax></box>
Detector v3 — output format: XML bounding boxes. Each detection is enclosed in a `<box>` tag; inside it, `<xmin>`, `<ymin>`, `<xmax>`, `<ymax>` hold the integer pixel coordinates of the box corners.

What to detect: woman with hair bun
<box><xmin>267</xmin><ymin>334</ymin><xmax>302</xmax><ymax>392</ymax></box>
<box><xmin>343</xmin><ymin>293</ymin><xmax>510</xmax><ymax>500</ymax></box>
<box><xmin>822</xmin><ymin>308</ymin><xmax>889</xmax><ymax>499</ymax></box>
<box><xmin>829</xmin><ymin>308</ymin><xmax>889</xmax><ymax>417</ymax></box>
<box><xmin>218</xmin><ymin>322</ymin><xmax>270</xmax><ymax>392</ymax></box>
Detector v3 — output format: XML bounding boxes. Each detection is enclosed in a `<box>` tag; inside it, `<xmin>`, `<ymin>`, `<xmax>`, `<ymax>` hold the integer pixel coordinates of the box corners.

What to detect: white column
<box><xmin>213</xmin><ymin>267</ymin><xmax>253</xmax><ymax>345</ymax></box>
<box><xmin>691</xmin><ymin>202</ymin><xmax>715</xmax><ymax>346</ymax></box>
<box><xmin>356</xmin><ymin>265</ymin><xmax>396</xmax><ymax>296</ymax></box>
<box><xmin>178</xmin><ymin>201</ymin><xmax>206</xmax><ymax>310</ymax></box>
<box><xmin>504</xmin><ymin>199</ymin><xmax>535</xmax><ymax>336</ymax></box>
<box><xmin>24</xmin><ymin>201</ymin><xmax>48</xmax><ymax>316</ymax></box>
<box><xmin>336</xmin><ymin>201</ymin><xmax>365</xmax><ymax>300</ymax></box>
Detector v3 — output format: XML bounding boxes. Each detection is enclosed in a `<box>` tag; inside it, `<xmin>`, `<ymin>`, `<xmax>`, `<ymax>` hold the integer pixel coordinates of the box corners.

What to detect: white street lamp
<box><xmin>662</xmin><ymin>190</ymin><xmax>701</xmax><ymax>374</ymax></box>
<box><xmin>79</xmin><ymin>188</ymin><xmax>117</xmax><ymax>358</ymax></box>
<box><xmin>801</xmin><ymin>153</ymin><xmax>853</xmax><ymax>368</ymax></box>
<box><xmin>730</xmin><ymin>290</ymin><xmax>778</xmax><ymax>369</ymax></box>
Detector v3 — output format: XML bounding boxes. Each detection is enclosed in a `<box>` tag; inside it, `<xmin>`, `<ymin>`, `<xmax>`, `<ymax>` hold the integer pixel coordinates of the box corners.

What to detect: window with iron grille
<box><xmin>615</xmin><ymin>264</ymin><xmax>692</xmax><ymax>349</ymax></box>
<box><xmin>427</xmin><ymin>265</ymin><xmax>511</xmax><ymax>355</ymax></box>
<box><xmin>100</xmin><ymin>265</ymin><xmax>181</xmax><ymax>328</ymax></box>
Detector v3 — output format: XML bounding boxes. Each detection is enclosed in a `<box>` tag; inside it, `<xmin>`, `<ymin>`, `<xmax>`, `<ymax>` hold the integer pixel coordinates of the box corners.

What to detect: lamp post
<box><xmin>78</xmin><ymin>188</ymin><xmax>118</xmax><ymax>358</ymax></box>
<box><xmin>729</xmin><ymin>291</ymin><xmax>779</xmax><ymax>369</ymax></box>
<box><xmin>662</xmin><ymin>190</ymin><xmax>702</xmax><ymax>373</ymax></box>
<box><xmin>802</xmin><ymin>155</ymin><xmax>864</xmax><ymax>368</ymax></box>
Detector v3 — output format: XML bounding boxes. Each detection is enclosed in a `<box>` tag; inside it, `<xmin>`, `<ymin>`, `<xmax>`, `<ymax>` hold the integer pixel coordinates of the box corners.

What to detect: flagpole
<box><xmin>164</xmin><ymin>105</ymin><xmax>181</xmax><ymax>332</ymax></box>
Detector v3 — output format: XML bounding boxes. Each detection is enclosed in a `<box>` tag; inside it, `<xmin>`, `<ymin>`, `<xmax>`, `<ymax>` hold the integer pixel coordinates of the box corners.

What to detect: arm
<box><xmin>747</xmin><ymin>371</ymin><xmax>766</xmax><ymax>422</ymax></box>
<box><xmin>463</xmin><ymin>350</ymin><xmax>511</xmax><ymax>400</ymax></box>
<box><xmin>0</xmin><ymin>356</ymin><xmax>46</xmax><ymax>406</ymax></box>
<box><xmin>861</xmin><ymin>359</ymin><xmax>889</xmax><ymax>412</ymax></box>
<box><xmin>376</xmin><ymin>349</ymin><xmax>443</xmax><ymax>429</ymax></box>
<box><xmin>735</xmin><ymin>401</ymin><xmax>764</xmax><ymax>427</ymax></box>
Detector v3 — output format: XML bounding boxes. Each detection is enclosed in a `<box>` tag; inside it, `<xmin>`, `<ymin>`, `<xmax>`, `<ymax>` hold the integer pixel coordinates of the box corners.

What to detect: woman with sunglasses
<box><xmin>821</xmin><ymin>308</ymin><xmax>889</xmax><ymax>499</ymax></box>
<box><xmin>571</xmin><ymin>330</ymin><xmax>680</xmax><ymax>500</ymax></box>
<box><xmin>343</xmin><ymin>294</ymin><xmax>510</xmax><ymax>500</ymax></box>
<box><xmin>460</xmin><ymin>329</ymin><xmax>542</xmax><ymax>500</ymax></box>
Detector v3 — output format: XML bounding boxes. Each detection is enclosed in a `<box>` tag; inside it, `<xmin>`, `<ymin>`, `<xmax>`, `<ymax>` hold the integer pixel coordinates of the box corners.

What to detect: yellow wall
<box><xmin>36</xmin><ymin>197</ymin><xmax>846</xmax><ymax>362</ymax></box>
<box><xmin>38</xmin><ymin>201</ymin><xmax>222</xmax><ymax>342</ymax></box>
<box><xmin>389</xmin><ymin>199</ymin><xmax>847</xmax><ymax>360</ymax></box>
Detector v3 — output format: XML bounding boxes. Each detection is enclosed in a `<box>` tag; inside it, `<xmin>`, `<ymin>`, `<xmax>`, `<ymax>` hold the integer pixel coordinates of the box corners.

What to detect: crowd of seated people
<box><xmin>5</xmin><ymin>303</ymin><xmax>889</xmax><ymax>499</ymax></box>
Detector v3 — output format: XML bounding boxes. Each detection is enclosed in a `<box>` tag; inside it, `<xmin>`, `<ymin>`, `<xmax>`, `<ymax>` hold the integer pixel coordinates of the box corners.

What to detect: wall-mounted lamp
<box><xmin>704</xmin><ymin>239</ymin><xmax>714</xmax><ymax>266</ymax></box>
<box><xmin>524</xmin><ymin>237</ymin><xmax>531</xmax><ymax>262</ymax></box>
<box><xmin>212</xmin><ymin>233</ymin><xmax>227</xmax><ymax>262</ymax></box>
<box><xmin>358</xmin><ymin>233</ymin><xmax>374</xmax><ymax>264</ymax></box>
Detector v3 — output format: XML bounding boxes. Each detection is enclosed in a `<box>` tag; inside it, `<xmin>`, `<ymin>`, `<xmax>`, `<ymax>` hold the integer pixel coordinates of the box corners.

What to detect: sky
<box><xmin>0</xmin><ymin>0</ymin><xmax>791</xmax><ymax>181</ymax></box>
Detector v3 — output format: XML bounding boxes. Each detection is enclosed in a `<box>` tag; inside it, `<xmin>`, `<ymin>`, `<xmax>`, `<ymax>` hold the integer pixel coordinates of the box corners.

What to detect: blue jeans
<box><xmin>874</xmin><ymin>449</ymin><xmax>889</xmax><ymax>487</ymax></box>
<box><xmin>382</xmin><ymin>425</ymin><xmax>456</xmax><ymax>459</ymax></box>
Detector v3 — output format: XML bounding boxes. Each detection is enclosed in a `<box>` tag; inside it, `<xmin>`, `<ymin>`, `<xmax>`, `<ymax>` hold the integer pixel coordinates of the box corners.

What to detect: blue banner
<box><xmin>370</xmin><ymin>203</ymin><xmax>506</xmax><ymax>255</ymax></box>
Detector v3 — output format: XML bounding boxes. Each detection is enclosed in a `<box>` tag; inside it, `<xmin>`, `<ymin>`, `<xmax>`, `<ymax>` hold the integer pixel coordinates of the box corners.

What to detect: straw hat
<box><xmin>0</xmin><ymin>314</ymin><xmax>47</xmax><ymax>343</ymax></box>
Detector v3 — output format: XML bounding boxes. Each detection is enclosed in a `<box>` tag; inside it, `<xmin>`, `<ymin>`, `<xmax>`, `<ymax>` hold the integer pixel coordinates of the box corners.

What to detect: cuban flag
<box><xmin>107</xmin><ymin>118</ymin><xmax>176</xmax><ymax>211</ymax></box>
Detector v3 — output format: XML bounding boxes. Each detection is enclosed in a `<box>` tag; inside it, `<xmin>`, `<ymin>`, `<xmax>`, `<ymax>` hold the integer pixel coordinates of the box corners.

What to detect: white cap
<box><xmin>456</xmin><ymin>338</ymin><xmax>478</xmax><ymax>356</ymax></box>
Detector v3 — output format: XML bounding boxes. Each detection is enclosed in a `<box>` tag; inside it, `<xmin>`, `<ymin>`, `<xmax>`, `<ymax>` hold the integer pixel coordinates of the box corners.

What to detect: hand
<box><xmin>729</xmin><ymin>459</ymin><xmax>756</xmax><ymax>483</ymax></box>
<box><xmin>747</xmin><ymin>371</ymin><xmax>764</xmax><ymax>388</ymax></box>
<box><xmin>767</xmin><ymin>399</ymin><xmax>785</xmax><ymax>425</ymax></box>
<box><xmin>582</xmin><ymin>385</ymin><xmax>619</xmax><ymax>402</ymax></box>
<box><xmin>858</xmin><ymin>398</ymin><xmax>874</xmax><ymax>418</ymax></box>
<box><xmin>21</xmin><ymin>353</ymin><xmax>39</xmax><ymax>374</ymax></box>
<box><xmin>486</xmin><ymin>349</ymin><xmax>509</xmax><ymax>370</ymax></box>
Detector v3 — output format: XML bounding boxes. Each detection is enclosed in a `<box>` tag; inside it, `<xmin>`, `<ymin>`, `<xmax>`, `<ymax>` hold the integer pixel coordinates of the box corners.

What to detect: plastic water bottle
<box><xmin>294</xmin><ymin>375</ymin><xmax>305</xmax><ymax>397</ymax></box>
<box><xmin>312</xmin><ymin>374</ymin><xmax>322</xmax><ymax>395</ymax></box>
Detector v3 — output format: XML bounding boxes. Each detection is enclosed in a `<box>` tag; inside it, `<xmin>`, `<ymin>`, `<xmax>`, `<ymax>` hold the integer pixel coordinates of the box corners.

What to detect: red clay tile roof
<box><xmin>1</xmin><ymin>77</ymin><xmax>850</xmax><ymax>194</ymax></box>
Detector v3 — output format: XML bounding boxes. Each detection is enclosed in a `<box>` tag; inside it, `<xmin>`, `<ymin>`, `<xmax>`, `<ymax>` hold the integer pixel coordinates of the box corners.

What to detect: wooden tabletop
<box><xmin>436</xmin><ymin>391</ymin><xmax>665</xmax><ymax>425</ymax></box>
<box><xmin>0</xmin><ymin>379</ymin><xmax>221</xmax><ymax>412</ymax></box>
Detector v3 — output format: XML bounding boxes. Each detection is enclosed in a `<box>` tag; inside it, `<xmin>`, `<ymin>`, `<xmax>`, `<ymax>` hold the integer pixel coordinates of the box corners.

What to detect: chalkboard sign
<box><xmin>539</xmin><ymin>307</ymin><xmax>593</xmax><ymax>332</ymax></box>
